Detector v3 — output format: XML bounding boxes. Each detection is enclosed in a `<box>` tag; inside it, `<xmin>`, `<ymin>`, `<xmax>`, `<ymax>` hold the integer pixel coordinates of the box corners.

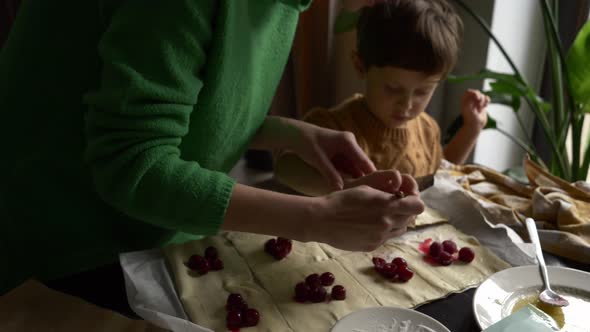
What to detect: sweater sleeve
<box><xmin>83</xmin><ymin>0</ymin><xmax>234</xmax><ymax>236</ymax></box>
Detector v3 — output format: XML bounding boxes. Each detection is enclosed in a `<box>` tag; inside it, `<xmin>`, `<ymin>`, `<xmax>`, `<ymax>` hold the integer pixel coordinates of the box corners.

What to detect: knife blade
<box><xmin>415</xmin><ymin>174</ymin><xmax>435</xmax><ymax>191</ymax></box>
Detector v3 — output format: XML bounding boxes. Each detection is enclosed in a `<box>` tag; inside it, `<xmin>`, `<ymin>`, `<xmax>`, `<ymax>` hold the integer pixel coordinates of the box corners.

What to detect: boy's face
<box><xmin>360</xmin><ymin>65</ymin><xmax>441</xmax><ymax>129</ymax></box>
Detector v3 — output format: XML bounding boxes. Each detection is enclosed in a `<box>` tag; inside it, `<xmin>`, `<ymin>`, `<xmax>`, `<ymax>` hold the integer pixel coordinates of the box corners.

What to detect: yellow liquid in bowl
<box><xmin>510</xmin><ymin>287</ymin><xmax>590</xmax><ymax>332</ymax></box>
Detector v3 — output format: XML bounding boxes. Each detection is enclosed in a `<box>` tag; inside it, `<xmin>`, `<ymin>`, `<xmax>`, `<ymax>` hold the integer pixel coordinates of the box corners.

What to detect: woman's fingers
<box><xmin>387</xmin><ymin>194</ymin><xmax>425</xmax><ymax>216</ymax></box>
<box><xmin>399</xmin><ymin>174</ymin><xmax>419</xmax><ymax>196</ymax></box>
<box><xmin>353</xmin><ymin>170</ymin><xmax>402</xmax><ymax>193</ymax></box>
<box><xmin>387</xmin><ymin>226</ymin><xmax>408</xmax><ymax>238</ymax></box>
<box><xmin>341</xmin><ymin>132</ymin><xmax>376</xmax><ymax>175</ymax></box>
<box><xmin>312</xmin><ymin>146</ymin><xmax>344</xmax><ymax>190</ymax></box>
<box><xmin>331</xmin><ymin>154</ymin><xmax>364</xmax><ymax>179</ymax></box>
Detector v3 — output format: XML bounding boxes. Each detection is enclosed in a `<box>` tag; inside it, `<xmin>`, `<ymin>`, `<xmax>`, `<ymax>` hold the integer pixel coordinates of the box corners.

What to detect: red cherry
<box><xmin>397</xmin><ymin>266</ymin><xmax>414</xmax><ymax>282</ymax></box>
<box><xmin>295</xmin><ymin>282</ymin><xmax>311</xmax><ymax>302</ymax></box>
<box><xmin>210</xmin><ymin>258</ymin><xmax>224</xmax><ymax>270</ymax></box>
<box><xmin>241</xmin><ymin>308</ymin><xmax>260</xmax><ymax>327</ymax></box>
<box><xmin>309</xmin><ymin>286</ymin><xmax>327</xmax><ymax>303</ymax></box>
<box><xmin>266</xmin><ymin>237</ymin><xmax>292</xmax><ymax>260</ymax></box>
<box><xmin>419</xmin><ymin>238</ymin><xmax>434</xmax><ymax>255</ymax></box>
<box><xmin>380</xmin><ymin>263</ymin><xmax>398</xmax><ymax>279</ymax></box>
<box><xmin>320</xmin><ymin>272</ymin><xmax>335</xmax><ymax>286</ymax></box>
<box><xmin>459</xmin><ymin>247</ymin><xmax>475</xmax><ymax>263</ymax></box>
<box><xmin>277</xmin><ymin>237</ymin><xmax>293</xmax><ymax>252</ymax></box>
<box><xmin>226</xmin><ymin>293</ymin><xmax>247</xmax><ymax>312</ymax></box>
<box><xmin>275</xmin><ymin>242</ymin><xmax>291</xmax><ymax>256</ymax></box>
<box><xmin>392</xmin><ymin>257</ymin><xmax>407</xmax><ymax>268</ymax></box>
<box><xmin>372</xmin><ymin>257</ymin><xmax>386</xmax><ymax>269</ymax></box>
<box><xmin>438</xmin><ymin>251</ymin><xmax>453</xmax><ymax>266</ymax></box>
<box><xmin>227</xmin><ymin>293</ymin><xmax>244</xmax><ymax>305</ymax></box>
<box><xmin>306</xmin><ymin>274</ymin><xmax>322</xmax><ymax>289</ymax></box>
<box><xmin>204</xmin><ymin>246</ymin><xmax>218</xmax><ymax>260</ymax></box>
<box><xmin>197</xmin><ymin>260</ymin><xmax>211</xmax><ymax>275</ymax></box>
<box><xmin>265</xmin><ymin>239</ymin><xmax>277</xmax><ymax>254</ymax></box>
<box><xmin>226</xmin><ymin>310</ymin><xmax>242</xmax><ymax>330</ymax></box>
<box><xmin>442</xmin><ymin>240</ymin><xmax>458</xmax><ymax>254</ymax></box>
<box><xmin>331</xmin><ymin>285</ymin><xmax>346</xmax><ymax>300</ymax></box>
<box><xmin>429</xmin><ymin>241</ymin><xmax>442</xmax><ymax>258</ymax></box>
<box><xmin>272</xmin><ymin>247</ymin><xmax>289</xmax><ymax>260</ymax></box>
<box><xmin>186</xmin><ymin>255</ymin><xmax>207</xmax><ymax>271</ymax></box>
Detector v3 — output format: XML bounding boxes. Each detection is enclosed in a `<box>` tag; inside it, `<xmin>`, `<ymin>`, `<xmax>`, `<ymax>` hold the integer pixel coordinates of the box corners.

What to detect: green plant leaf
<box><xmin>484</xmin><ymin>90</ymin><xmax>521</xmax><ymax>111</ymax></box>
<box><xmin>533</xmin><ymin>95</ymin><xmax>552</xmax><ymax>113</ymax></box>
<box><xmin>448</xmin><ymin>69</ymin><xmax>526</xmax><ymax>89</ymax></box>
<box><xmin>489</xmin><ymin>81</ymin><xmax>526</xmax><ymax>96</ymax></box>
<box><xmin>522</xmin><ymin>92</ymin><xmax>552</xmax><ymax>113</ymax></box>
<box><xmin>334</xmin><ymin>10</ymin><xmax>360</xmax><ymax>34</ymax></box>
<box><xmin>566</xmin><ymin>19</ymin><xmax>590</xmax><ymax>113</ymax></box>
<box><xmin>486</xmin><ymin>114</ymin><xmax>498</xmax><ymax>129</ymax></box>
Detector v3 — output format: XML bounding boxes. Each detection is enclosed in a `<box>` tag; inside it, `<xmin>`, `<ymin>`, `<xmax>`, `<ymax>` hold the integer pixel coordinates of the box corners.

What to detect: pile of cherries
<box><xmin>264</xmin><ymin>237</ymin><xmax>293</xmax><ymax>260</ymax></box>
<box><xmin>294</xmin><ymin>272</ymin><xmax>346</xmax><ymax>303</ymax></box>
<box><xmin>225</xmin><ymin>293</ymin><xmax>260</xmax><ymax>330</ymax></box>
<box><xmin>372</xmin><ymin>256</ymin><xmax>414</xmax><ymax>282</ymax></box>
<box><xmin>427</xmin><ymin>239</ymin><xmax>475</xmax><ymax>265</ymax></box>
<box><xmin>186</xmin><ymin>246</ymin><xmax>223</xmax><ymax>275</ymax></box>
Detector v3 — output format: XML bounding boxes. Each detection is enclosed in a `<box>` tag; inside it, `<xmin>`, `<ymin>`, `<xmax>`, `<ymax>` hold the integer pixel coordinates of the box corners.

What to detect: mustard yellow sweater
<box><xmin>304</xmin><ymin>94</ymin><xmax>442</xmax><ymax>177</ymax></box>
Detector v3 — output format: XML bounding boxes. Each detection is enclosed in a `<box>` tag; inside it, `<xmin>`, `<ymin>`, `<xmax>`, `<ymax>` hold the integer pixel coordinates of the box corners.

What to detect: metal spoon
<box><xmin>525</xmin><ymin>218</ymin><xmax>569</xmax><ymax>307</ymax></box>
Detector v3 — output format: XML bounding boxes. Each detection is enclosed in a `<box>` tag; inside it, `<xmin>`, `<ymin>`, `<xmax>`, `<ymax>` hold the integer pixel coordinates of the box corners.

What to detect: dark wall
<box><xmin>1</xmin><ymin>0</ymin><xmax>21</xmax><ymax>48</ymax></box>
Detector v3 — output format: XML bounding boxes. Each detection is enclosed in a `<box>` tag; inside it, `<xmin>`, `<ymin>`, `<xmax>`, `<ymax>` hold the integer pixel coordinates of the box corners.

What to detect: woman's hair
<box><xmin>356</xmin><ymin>0</ymin><xmax>463</xmax><ymax>76</ymax></box>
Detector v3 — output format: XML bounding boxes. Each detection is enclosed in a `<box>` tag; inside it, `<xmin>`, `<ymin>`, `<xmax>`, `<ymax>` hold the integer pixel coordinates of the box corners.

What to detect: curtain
<box><xmin>290</xmin><ymin>0</ymin><xmax>335</xmax><ymax>117</ymax></box>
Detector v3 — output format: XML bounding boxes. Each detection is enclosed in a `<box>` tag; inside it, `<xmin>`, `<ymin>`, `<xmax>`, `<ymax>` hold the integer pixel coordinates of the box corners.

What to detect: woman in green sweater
<box><xmin>0</xmin><ymin>0</ymin><xmax>424</xmax><ymax>311</ymax></box>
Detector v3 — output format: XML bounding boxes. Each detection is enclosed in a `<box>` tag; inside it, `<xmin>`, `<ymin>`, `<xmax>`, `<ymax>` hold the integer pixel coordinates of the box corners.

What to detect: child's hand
<box><xmin>461</xmin><ymin>89</ymin><xmax>490</xmax><ymax>133</ymax></box>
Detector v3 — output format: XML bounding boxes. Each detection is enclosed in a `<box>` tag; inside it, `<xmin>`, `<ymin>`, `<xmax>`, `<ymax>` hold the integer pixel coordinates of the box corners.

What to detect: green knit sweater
<box><xmin>0</xmin><ymin>0</ymin><xmax>309</xmax><ymax>293</ymax></box>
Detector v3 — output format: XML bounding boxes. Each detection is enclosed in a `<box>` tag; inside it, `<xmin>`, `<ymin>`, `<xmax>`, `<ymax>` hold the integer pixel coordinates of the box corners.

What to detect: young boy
<box><xmin>275</xmin><ymin>0</ymin><xmax>490</xmax><ymax>196</ymax></box>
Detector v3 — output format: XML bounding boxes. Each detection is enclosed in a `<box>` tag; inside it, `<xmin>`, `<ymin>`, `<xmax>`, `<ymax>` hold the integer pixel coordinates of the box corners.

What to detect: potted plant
<box><xmin>446</xmin><ymin>0</ymin><xmax>590</xmax><ymax>182</ymax></box>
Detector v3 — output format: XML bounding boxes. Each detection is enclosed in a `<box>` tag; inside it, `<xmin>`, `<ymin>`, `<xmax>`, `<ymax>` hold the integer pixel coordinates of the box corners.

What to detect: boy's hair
<box><xmin>356</xmin><ymin>0</ymin><xmax>463</xmax><ymax>76</ymax></box>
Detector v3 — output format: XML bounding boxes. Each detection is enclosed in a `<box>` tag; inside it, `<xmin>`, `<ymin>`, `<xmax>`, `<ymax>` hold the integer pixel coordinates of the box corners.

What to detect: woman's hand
<box><xmin>224</xmin><ymin>169</ymin><xmax>423</xmax><ymax>252</ymax></box>
<box><xmin>344</xmin><ymin>170</ymin><xmax>421</xmax><ymax>197</ymax></box>
<box><xmin>250</xmin><ymin>116</ymin><xmax>376</xmax><ymax>191</ymax></box>
<box><xmin>309</xmin><ymin>183</ymin><xmax>425</xmax><ymax>251</ymax></box>
<box><xmin>292</xmin><ymin>124</ymin><xmax>376</xmax><ymax>190</ymax></box>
